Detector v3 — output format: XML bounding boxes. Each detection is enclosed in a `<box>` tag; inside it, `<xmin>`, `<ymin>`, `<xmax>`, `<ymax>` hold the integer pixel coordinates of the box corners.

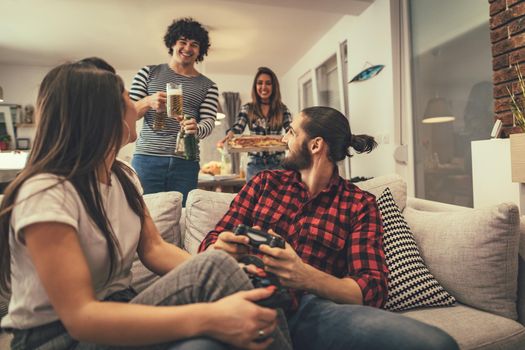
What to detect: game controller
<box><xmin>233</xmin><ymin>224</ymin><xmax>285</xmax><ymax>249</ymax></box>
<box><xmin>239</xmin><ymin>255</ymin><xmax>292</xmax><ymax>310</ymax></box>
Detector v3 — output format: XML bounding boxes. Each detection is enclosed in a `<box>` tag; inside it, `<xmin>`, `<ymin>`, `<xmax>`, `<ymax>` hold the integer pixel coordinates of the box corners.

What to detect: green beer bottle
<box><xmin>183</xmin><ymin>115</ymin><xmax>198</xmax><ymax>161</ymax></box>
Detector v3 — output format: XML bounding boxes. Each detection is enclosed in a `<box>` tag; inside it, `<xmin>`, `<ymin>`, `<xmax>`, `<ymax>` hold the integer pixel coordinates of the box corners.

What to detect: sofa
<box><xmin>1</xmin><ymin>174</ymin><xmax>525</xmax><ymax>349</ymax></box>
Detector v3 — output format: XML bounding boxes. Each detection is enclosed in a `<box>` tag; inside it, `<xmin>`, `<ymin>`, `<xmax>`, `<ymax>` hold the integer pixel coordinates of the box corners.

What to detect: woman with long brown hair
<box><xmin>0</xmin><ymin>59</ymin><xmax>291</xmax><ymax>350</ymax></box>
<box><xmin>220</xmin><ymin>67</ymin><xmax>292</xmax><ymax>180</ymax></box>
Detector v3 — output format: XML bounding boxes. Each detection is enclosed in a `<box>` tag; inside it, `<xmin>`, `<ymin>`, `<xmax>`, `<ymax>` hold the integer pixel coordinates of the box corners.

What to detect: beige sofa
<box><xmin>2</xmin><ymin>174</ymin><xmax>525</xmax><ymax>349</ymax></box>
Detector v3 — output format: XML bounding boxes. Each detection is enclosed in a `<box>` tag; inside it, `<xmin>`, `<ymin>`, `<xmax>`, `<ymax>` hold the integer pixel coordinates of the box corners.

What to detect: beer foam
<box><xmin>167</xmin><ymin>88</ymin><xmax>182</xmax><ymax>95</ymax></box>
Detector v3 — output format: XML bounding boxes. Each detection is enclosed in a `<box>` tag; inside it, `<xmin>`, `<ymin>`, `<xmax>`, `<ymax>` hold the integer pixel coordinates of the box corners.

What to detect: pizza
<box><xmin>228</xmin><ymin>135</ymin><xmax>286</xmax><ymax>149</ymax></box>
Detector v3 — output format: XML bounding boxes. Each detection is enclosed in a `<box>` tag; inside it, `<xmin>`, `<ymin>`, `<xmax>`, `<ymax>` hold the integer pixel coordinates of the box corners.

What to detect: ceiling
<box><xmin>0</xmin><ymin>0</ymin><xmax>374</xmax><ymax>76</ymax></box>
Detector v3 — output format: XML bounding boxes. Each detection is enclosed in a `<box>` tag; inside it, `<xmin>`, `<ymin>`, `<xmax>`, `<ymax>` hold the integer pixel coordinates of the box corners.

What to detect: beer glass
<box><xmin>167</xmin><ymin>83</ymin><xmax>183</xmax><ymax>120</ymax></box>
<box><xmin>152</xmin><ymin>110</ymin><xmax>167</xmax><ymax>131</ymax></box>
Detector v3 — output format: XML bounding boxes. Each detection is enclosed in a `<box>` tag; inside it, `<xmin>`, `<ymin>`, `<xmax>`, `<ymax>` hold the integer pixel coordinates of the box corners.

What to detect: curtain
<box><xmin>222</xmin><ymin>92</ymin><xmax>241</xmax><ymax>174</ymax></box>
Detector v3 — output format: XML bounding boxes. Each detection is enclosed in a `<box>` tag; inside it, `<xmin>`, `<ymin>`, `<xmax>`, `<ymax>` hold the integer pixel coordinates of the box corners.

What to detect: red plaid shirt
<box><xmin>198</xmin><ymin>169</ymin><xmax>388</xmax><ymax>308</ymax></box>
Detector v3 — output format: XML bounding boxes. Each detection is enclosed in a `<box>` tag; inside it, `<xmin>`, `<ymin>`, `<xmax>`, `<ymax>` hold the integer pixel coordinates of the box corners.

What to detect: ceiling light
<box><xmin>422</xmin><ymin>97</ymin><xmax>455</xmax><ymax>124</ymax></box>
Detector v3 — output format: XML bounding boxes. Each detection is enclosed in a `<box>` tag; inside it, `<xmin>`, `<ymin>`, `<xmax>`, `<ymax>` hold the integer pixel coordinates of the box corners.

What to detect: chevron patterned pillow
<box><xmin>376</xmin><ymin>187</ymin><xmax>456</xmax><ymax>311</ymax></box>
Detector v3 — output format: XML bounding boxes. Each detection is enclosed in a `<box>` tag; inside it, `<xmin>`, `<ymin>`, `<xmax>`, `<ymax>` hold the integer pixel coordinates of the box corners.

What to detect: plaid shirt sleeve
<box><xmin>229</xmin><ymin>104</ymin><xmax>250</xmax><ymax>134</ymax></box>
<box><xmin>282</xmin><ymin>105</ymin><xmax>292</xmax><ymax>132</ymax></box>
<box><xmin>198</xmin><ymin>174</ymin><xmax>263</xmax><ymax>252</ymax></box>
<box><xmin>348</xmin><ymin>195</ymin><xmax>389</xmax><ymax>308</ymax></box>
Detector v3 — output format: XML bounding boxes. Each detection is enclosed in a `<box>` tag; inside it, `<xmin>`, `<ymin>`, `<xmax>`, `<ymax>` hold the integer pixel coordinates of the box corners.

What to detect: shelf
<box><xmin>15</xmin><ymin>123</ymin><xmax>35</xmax><ymax>128</ymax></box>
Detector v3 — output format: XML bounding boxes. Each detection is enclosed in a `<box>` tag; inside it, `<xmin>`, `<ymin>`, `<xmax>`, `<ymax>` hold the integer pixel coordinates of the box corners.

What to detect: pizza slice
<box><xmin>228</xmin><ymin>135</ymin><xmax>286</xmax><ymax>150</ymax></box>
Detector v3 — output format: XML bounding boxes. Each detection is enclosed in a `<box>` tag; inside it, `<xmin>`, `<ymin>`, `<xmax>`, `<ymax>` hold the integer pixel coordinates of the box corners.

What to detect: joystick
<box><xmin>239</xmin><ymin>255</ymin><xmax>292</xmax><ymax>310</ymax></box>
<box><xmin>234</xmin><ymin>224</ymin><xmax>285</xmax><ymax>249</ymax></box>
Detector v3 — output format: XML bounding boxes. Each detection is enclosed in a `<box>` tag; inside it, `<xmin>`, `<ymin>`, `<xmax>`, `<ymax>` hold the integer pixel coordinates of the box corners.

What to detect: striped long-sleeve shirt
<box><xmin>129</xmin><ymin>64</ymin><xmax>218</xmax><ymax>160</ymax></box>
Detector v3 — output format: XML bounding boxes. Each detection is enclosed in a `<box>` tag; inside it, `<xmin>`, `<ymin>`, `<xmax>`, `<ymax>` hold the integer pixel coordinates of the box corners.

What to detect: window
<box><xmin>407</xmin><ymin>0</ymin><xmax>493</xmax><ymax>207</ymax></box>
<box><xmin>316</xmin><ymin>54</ymin><xmax>340</xmax><ymax>109</ymax></box>
<box><xmin>298</xmin><ymin>71</ymin><xmax>314</xmax><ymax>110</ymax></box>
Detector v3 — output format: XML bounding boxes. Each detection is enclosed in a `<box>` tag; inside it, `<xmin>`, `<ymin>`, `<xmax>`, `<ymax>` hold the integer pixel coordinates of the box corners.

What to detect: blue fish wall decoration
<box><xmin>349</xmin><ymin>64</ymin><xmax>385</xmax><ymax>83</ymax></box>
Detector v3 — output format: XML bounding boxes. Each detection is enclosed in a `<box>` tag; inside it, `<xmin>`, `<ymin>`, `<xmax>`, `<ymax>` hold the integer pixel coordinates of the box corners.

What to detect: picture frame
<box><xmin>16</xmin><ymin>137</ymin><xmax>30</xmax><ymax>150</ymax></box>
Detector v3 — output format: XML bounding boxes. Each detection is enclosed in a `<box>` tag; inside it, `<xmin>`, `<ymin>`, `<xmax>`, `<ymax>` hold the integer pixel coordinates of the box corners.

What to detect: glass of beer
<box><xmin>167</xmin><ymin>83</ymin><xmax>183</xmax><ymax>120</ymax></box>
<box><xmin>152</xmin><ymin>111</ymin><xmax>167</xmax><ymax>131</ymax></box>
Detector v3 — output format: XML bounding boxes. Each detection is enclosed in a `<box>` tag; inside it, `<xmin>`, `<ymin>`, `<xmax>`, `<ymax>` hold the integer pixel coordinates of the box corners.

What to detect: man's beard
<box><xmin>282</xmin><ymin>140</ymin><xmax>312</xmax><ymax>171</ymax></box>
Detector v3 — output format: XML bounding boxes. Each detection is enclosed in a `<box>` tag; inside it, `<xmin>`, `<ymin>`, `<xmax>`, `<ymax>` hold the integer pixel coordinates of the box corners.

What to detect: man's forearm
<box><xmin>302</xmin><ymin>264</ymin><xmax>363</xmax><ymax>305</ymax></box>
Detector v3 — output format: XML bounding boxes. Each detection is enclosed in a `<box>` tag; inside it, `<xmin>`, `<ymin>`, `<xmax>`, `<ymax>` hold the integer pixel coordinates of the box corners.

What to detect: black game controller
<box><xmin>233</xmin><ymin>224</ymin><xmax>285</xmax><ymax>249</ymax></box>
<box><xmin>239</xmin><ymin>255</ymin><xmax>292</xmax><ymax>310</ymax></box>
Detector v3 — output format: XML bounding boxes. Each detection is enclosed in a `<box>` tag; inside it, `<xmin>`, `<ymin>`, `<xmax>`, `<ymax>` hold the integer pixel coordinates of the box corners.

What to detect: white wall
<box><xmin>0</xmin><ymin>64</ymin><xmax>50</xmax><ymax>107</ymax></box>
<box><xmin>0</xmin><ymin>64</ymin><xmax>50</xmax><ymax>148</ymax></box>
<box><xmin>471</xmin><ymin>139</ymin><xmax>523</xmax><ymax>211</ymax></box>
<box><xmin>281</xmin><ymin>0</ymin><xmax>397</xmax><ymax>179</ymax></box>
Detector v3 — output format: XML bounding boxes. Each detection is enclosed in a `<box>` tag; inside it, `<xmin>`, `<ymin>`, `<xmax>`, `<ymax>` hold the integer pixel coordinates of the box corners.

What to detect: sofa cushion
<box><xmin>131</xmin><ymin>191</ymin><xmax>183</xmax><ymax>292</ymax></box>
<box><xmin>184</xmin><ymin>189</ymin><xmax>236</xmax><ymax>254</ymax></box>
<box><xmin>400</xmin><ymin>304</ymin><xmax>525</xmax><ymax>350</ymax></box>
<box><xmin>358</xmin><ymin>174</ymin><xmax>407</xmax><ymax>211</ymax></box>
<box><xmin>404</xmin><ymin>203</ymin><xmax>520</xmax><ymax>320</ymax></box>
<box><xmin>143</xmin><ymin>191</ymin><xmax>183</xmax><ymax>246</ymax></box>
<box><xmin>377</xmin><ymin>188</ymin><xmax>456</xmax><ymax>311</ymax></box>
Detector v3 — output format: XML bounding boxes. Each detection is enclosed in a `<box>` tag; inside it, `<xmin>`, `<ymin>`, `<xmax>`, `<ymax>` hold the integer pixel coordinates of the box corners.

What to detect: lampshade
<box><xmin>0</xmin><ymin>86</ymin><xmax>4</xmax><ymax>102</ymax></box>
<box><xmin>217</xmin><ymin>102</ymin><xmax>226</xmax><ymax>120</ymax></box>
<box><xmin>422</xmin><ymin>97</ymin><xmax>455</xmax><ymax>124</ymax></box>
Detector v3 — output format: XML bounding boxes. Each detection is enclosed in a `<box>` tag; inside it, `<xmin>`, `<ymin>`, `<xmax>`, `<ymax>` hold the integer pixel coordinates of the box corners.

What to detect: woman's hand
<box><xmin>217</xmin><ymin>131</ymin><xmax>234</xmax><ymax>148</ymax></box>
<box><xmin>147</xmin><ymin>92</ymin><xmax>167</xmax><ymax>112</ymax></box>
<box><xmin>206</xmin><ymin>288</ymin><xmax>277</xmax><ymax>349</ymax></box>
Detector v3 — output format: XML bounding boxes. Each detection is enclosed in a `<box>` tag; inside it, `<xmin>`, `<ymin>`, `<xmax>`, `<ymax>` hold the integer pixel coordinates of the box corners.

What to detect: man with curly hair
<box><xmin>130</xmin><ymin>18</ymin><xmax>218</xmax><ymax>206</ymax></box>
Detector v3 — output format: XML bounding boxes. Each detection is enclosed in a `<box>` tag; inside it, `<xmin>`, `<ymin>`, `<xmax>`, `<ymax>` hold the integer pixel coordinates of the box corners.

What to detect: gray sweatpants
<box><xmin>10</xmin><ymin>250</ymin><xmax>291</xmax><ymax>350</ymax></box>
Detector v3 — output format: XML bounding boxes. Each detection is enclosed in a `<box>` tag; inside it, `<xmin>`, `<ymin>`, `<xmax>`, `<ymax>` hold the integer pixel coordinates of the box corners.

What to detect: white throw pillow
<box><xmin>131</xmin><ymin>191</ymin><xmax>183</xmax><ymax>292</ymax></box>
<box><xmin>184</xmin><ymin>189</ymin><xmax>235</xmax><ymax>255</ymax></box>
<box><xmin>358</xmin><ymin>174</ymin><xmax>407</xmax><ymax>211</ymax></box>
<box><xmin>377</xmin><ymin>188</ymin><xmax>456</xmax><ymax>311</ymax></box>
<box><xmin>143</xmin><ymin>191</ymin><xmax>183</xmax><ymax>246</ymax></box>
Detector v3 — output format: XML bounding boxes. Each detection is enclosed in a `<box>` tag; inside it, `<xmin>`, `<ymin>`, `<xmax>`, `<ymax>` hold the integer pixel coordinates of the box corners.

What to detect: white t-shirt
<box><xmin>2</xmin><ymin>172</ymin><xmax>143</xmax><ymax>329</ymax></box>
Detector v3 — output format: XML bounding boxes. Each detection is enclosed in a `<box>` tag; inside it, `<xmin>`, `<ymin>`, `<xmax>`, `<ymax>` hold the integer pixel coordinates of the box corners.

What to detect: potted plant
<box><xmin>508</xmin><ymin>64</ymin><xmax>525</xmax><ymax>182</ymax></box>
<box><xmin>0</xmin><ymin>134</ymin><xmax>11</xmax><ymax>151</ymax></box>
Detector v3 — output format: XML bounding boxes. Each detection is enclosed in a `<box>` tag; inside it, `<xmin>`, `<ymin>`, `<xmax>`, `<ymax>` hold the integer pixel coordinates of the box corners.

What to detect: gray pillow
<box><xmin>403</xmin><ymin>203</ymin><xmax>520</xmax><ymax>320</ymax></box>
<box><xmin>143</xmin><ymin>191</ymin><xmax>183</xmax><ymax>246</ymax></box>
<box><xmin>184</xmin><ymin>189</ymin><xmax>235</xmax><ymax>255</ymax></box>
<box><xmin>131</xmin><ymin>191</ymin><xmax>183</xmax><ymax>292</ymax></box>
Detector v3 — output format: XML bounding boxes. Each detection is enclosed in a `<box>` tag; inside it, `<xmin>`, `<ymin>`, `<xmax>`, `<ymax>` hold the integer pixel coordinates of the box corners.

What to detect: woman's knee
<box><xmin>416</xmin><ymin>326</ymin><xmax>459</xmax><ymax>350</ymax></box>
<box><xmin>193</xmin><ymin>250</ymin><xmax>249</xmax><ymax>284</ymax></box>
<box><xmin>183</xmin><ymin>250</ymin><xmax>250</xmax><ymax>303</ymax></box>
<box><xmin>193</xmin><ymin>250</ymin><xmax>238</xmax><ymax>275</ymax></box>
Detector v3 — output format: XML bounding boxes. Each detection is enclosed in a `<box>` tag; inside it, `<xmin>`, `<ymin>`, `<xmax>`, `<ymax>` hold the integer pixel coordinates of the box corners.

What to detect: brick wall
<box><xmin>491</xmin><ymin>0</ymin><xmax>525</xmax><ymax>136</ymax></box>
